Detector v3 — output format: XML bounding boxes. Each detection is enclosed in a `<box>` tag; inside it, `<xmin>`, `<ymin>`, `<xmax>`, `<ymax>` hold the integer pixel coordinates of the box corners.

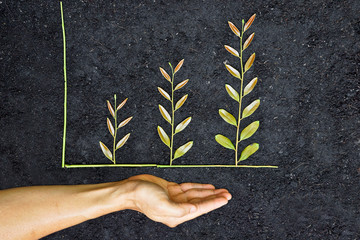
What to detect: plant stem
<box><xmin>235</xmin><ymin>21</ymin><xmax>245</xmax><ymax>167</ymax></box>
<box><xmin>157</xmin><ymin>165</ymin><xmax>278</xmax><ymax>168</ymax></box>
<box><xmin>113</xmin><ymin>94</ymin><xmax>117</xmax><ymax>164</ymax></box>
<box><xmin>64</xmin><ymin>164</ymin><xmax>277</xmax><ymax>168</ymax></box>
<box><xmin>65</xmin><ymin>164</ymin><xmax>157</xmax><ymax>168</ymax></box>
<box><xmin>60</xmin><ymin>2</ymin><xmax>67</xmax><ymax>168</ymax></box>
<box><xmin>170</xmin><ymin>65</ymin><xmax>175</xmax><ymax>165</ymax></box>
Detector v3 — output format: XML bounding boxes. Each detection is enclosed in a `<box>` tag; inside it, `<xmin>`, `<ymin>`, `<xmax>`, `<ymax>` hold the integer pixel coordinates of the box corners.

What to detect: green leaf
<box><xmin>219</xmin><ymin>109</ymin><xmax>237</xmax><ymax>126</ymax></box>
<box><xmin>159</xmin><ymin>104</ymin><xmax>171</xmax><ymax>123</ymax></box>
<box><xmin>116</xmin><ymin>133</ymin><xmax>131</xmax><ymax>150</ymax></box>
<box><xmin>225</xmin><ymin>84</ymin><xmax>239</xmax><ymax>102</ymax></box>
<box><xmin>173</xmin><ymin>141</ymin><xmax>193</xmax><ymax>160</ymax></box>
<box><xmin>225</xmin><ymin>64</ymin><xmax>241</xmax><ymax>78</ymax></box>
<box><xmin>243</xmin><ymin>77</ymin><xmax>258</xmax><ymax>96</ymax></box>
<box><xmin>240</xmin><ymin>121</ymin><xmax>259</xmax><ymax>141</ymax></box>
<box><xmin>157</xmin><ymin>126</ymin><xmax>170</xmax><ymax>147</ymax></box>
<box><xmin>242</xmin><ymin>99</ymin><xmax>260</xmax><ymax>119</ymax></box>
<box><xmin>175</xmin><ymin>117</ymin><xmax>191</xmax><ymax>134</ymax></box>
<box><xmin>215</xmin><ymin>134</ymin><xmax>235</xmax><ymax>150</ymax></box>
<box><xmin>239</xmin><ymin>143</ymin><xmax>259</xmax><ymax>162</ymax></box>
<box><xmin>99</xmin><ymin>141</ymin><xmax>113</xmax><ymax>162</ymax></box>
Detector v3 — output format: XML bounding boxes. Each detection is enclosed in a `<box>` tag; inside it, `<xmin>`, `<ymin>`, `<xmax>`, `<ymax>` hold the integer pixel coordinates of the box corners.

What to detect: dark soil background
<box><xmin>1</xmin><ymin>0</ymin><xmax>359</xmax><ymax>239</ymax></box>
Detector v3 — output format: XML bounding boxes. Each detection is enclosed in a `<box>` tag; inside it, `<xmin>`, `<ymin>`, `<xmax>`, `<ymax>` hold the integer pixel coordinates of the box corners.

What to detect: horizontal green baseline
<box><xmin>64</xmin><ymin>164</ymin><xmax>278</xmax><ymax>168</ymax></box>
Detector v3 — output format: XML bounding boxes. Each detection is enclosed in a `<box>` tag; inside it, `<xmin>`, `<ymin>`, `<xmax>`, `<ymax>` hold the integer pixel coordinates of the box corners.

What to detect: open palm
<box><xmin>127</xmin><ymin>174</ymin><xmax>231</xmax><ymax>228</ymax></box>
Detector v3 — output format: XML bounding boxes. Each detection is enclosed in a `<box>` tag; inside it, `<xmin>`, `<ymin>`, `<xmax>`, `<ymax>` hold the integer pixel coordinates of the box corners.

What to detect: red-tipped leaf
<box><xmin>159</xmin><ymin>67</ymin><xmax>171</xmax><ymax>82</ymax></box>
<box><xmin>243</xmin><ymin>33</ymin><xmax>255</xmax><ymax>50</ymax></box>
<box><xmin>228</xmin><ymin>21</ymin><xmax>240</xmax><ymax>37</ymax></box>
<box><xmin>244</xmin><ymin>14</ymin><xmax>256</xmax><ymax>32</ymax></box>
<box><xmin>174</xmin><ymin>59</ymin><xmax>184</xmax><ymax>74</ymax></box>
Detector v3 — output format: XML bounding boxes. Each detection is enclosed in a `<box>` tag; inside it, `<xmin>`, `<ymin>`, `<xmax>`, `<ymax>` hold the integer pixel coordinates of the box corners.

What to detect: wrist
<box><xmin>81</xmin><ymin>179</ymin><xmax>137</xmax><ymax>220</ymax></box>
<box><xmin>106</xmin><ymin>179</ymin><xmax>138</xmax><ymax>212</ymax></box>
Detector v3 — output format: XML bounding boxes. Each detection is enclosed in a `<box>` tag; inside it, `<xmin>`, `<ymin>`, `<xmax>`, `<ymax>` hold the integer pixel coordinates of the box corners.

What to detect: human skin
<box><xmin>0</xmin><ymin>174</ymin><xmax>231</xmax><ymax>239</ymax></box>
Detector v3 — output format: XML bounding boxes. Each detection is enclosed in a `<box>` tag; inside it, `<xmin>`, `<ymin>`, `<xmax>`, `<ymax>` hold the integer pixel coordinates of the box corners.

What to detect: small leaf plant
<box><xmin>99</xmin><ymin>94</ymin><xmax>132</xmax><ymax>164</ymax></box>
<box><xmin>215</xmin><ymin>14</ymin><xmax>261</xmax><ymax>166</ymax></box>
<box><xmin>157</xmin><ymin>59</ymin><xmax>193</xmax><ymax>166</ymax></box>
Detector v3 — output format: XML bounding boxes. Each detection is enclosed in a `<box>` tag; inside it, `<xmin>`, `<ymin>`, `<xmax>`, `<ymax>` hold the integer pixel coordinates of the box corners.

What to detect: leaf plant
<box><xmin>99</xmin><ymin>94</ymin><xmax>132</xmax><ymax>164</ymax></box>
<box><xmin>60</xmin><ymin>2</ymin><xmax>276</xmax><ymax>168</ymax></box>
<box><xmin>215</xmin><ymin>14</ymin><xmax>262</xmax><ymax>166</ymax></box>
<box><xmin>157</xmin><ymin>59</ymin><xmax>193</xmax><ymax>166</ymax></box>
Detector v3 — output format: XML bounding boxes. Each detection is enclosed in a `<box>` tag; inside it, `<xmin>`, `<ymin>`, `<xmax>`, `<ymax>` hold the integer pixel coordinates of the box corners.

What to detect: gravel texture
<box><xmin>1</xmin><ymin>0</ymin><xmax>359</xmax><ymax>239</ymax></box>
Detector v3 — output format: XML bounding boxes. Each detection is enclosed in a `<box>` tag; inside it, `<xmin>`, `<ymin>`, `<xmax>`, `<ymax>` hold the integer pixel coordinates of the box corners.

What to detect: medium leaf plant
<box><xmin>215</xmin><ymin>14</ymin><xmax>261</xmax><ymax>166</ymax></box>
<box><xmin>99</xmin><ymin>94</ymin><xmax>132</xmax><ymax>163</ymax></box>
<box><xmin>157</xmin><ymin>59</ymin><xmax>193</xmax><ymax>165</ymax></box>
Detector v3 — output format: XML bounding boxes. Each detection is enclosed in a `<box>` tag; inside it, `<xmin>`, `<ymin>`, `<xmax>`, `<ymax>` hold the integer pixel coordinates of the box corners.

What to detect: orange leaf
<box><xmin>228</xmin><ymin>21</ymin><xmax>240</xmax><ymax>37</ymax></box>
<box><xmin>225</xmin><ymin>64</ymin><xmax>240</xmax><ymax>78</ymax></box>
<box><xmin>175</xmin><ymin>94</ymin><xmax>188</xmax><ymax>111</ymax></box>
<box><xmin>117</xmin><ymin>98</ymin><xmax>128</xmax><ymax>111</ymax></box>
<box><xmin>99</xmin><ymin>142</ymin><xmax>113</xmax><ymax>162</ymax></box>
<box><xmin>244</xmin><ymin>14</ymin><xmax>256</xmax><ymax>32</ymax></box>
<box><xmin>107</xmin><ymin>118</ymin><xmax>115</xmax><ymax>136</ymax></box>
<box><xmin>157</xmin><ymin>126</ymin><xmax>170</xmax><ymax>147</ymax></box>
<box><xmin>244</xmin><ymin>53</ymin><xmax>255</xmax><ymax>72</ymax></box>
<box><xmin>224</xmin><ymin>45</ymin><xmax>239</xmax><ymax>57</ymax></box>
<box><xmin>107</xmin><ymin>100</ymin><xmax>115</xmax><ymax>118</ymax></box>
<box><xmin>158</xmin><ymin>87</ymin><xmax>171</xmax><ymax>101</ymax></box>
<box><xmin>243</xmin><ymin>33</ymin><xmax>255</xmax><ymax>50</ymax></box>
<box><xmin>159</xmin><ymin>67</ymin><xmax>171</xmax><ymax>82</ymax></box>
<box><xmin>174</xmin><ymin>59</ymin><xmax>184</xmax><ymax>74</ymax></box>
<box><xmin>118</xmin><ymin>116</ymin><xmax>133</xmax><ymax>128</ymax></box>
<box><xmin>159</xmin><ymin>104</ymin><xmax>171</xmax><ymax>123</ymax></box>
<box><xmin>244</xmin><ymin>77</ymin><xmax>258</xmax><ymax>96</ymax></box>
<box><xmin>174</xmin><ymin>79</ymin><xmax>189</xmax><ymax>90</ymax></box>
<box><xmin>116</xmin><ymin>133</ymin><xmax>131</xmax><ymax>150</ymax></box>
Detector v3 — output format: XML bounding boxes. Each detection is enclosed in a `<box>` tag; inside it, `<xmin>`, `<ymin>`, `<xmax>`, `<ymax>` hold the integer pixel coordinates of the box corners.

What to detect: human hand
<box><xmin>125</xmin><ymin>174</ymin><xmax>231</xmax><ymax>228</ymax></box>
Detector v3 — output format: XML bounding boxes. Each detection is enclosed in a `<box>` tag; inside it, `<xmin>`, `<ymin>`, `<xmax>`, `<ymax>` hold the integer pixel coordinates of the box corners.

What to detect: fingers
<box><xmin>190</xmin><ymin>194</ymin><xmax>229</xmax><ymax>215</ymax></box>
<box><xmin>180</xmin><ymin>182</ymin><xmax>215</xmax><ymax>192</ymax></box>
<box><xmin>168</xmin><ymin>194</ymin><xmax>230</xmax><ymax>225</ymax></box>
<box><xmin>174</xmin><ymin>191</ymin><xmax>231</xmax><ymax>217</ymax></box>
<box><xmin>161</xmin><ymin>189</ymin><xmax>231</xmax><ymax>218</ymax></box>
<box><xmin>161</xmin><ymin>201</ymin><xmax>196</xmax><ymax>217</ymax></box>
<box><xmin>184</xmin><ymin>188</ymin><xmax>230</xmax><ymax>201</ymax></box>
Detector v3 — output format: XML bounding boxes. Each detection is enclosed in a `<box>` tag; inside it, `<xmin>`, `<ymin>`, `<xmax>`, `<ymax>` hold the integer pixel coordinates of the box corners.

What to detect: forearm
<box><xmin>0</xmin><ymin>180</ymin><xmax>135</xmax><ymax>240</ymax></box>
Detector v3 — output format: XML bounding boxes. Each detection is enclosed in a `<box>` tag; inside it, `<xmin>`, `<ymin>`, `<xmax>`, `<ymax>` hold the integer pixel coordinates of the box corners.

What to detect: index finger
<box><xmin>180</xmin><ymin>183</ymin><xmax>215</xmax><ymax>192</ymax></box>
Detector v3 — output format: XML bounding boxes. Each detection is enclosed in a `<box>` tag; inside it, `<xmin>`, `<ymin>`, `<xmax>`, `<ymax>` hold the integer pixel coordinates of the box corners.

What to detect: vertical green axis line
<box><xmin>169</xmin><ymin>65</ymin><xmax>175</xmax><ymax>166</ymax></box>
<box><xmin>235</xmin><ymin>20</ymin><xmax>245</xmax><ymax>167</ymax></box>
<box><xmin>60</xmin><ymin>2</ymin><xmax>67</xmax><ymax>168</ymax></box>
<box><xmin>113</xmin><ymin>95</ymin><xmax>117</xmax><ymax>164</ymax></box>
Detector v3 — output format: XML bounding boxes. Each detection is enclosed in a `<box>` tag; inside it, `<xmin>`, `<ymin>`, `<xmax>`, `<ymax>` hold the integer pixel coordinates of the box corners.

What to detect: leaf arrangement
<box><xmin>99</xmin><ymin>94</ymin><xmax>132</xmax><ymax>164</ymax></box>
<box><xmin>215</xmin><ymin>14</ymin><xmax>261</xmax><ymax>166</ymax></box>
<box><xmin>157</xmin><ymin>59</ymin><xmax>193</xmax><ymax>165</ymax></box>
<box><xmin>60</xmin><ymin>2</ymin><xmax>276</xmax><ymax>168</ymax></box>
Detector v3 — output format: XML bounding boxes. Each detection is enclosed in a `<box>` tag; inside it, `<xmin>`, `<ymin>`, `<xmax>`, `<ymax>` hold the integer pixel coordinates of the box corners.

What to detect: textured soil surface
<box><xmin>1</xmin><ymin>0</ymin><xmax>360</xmax><ymax>239</ymax></box>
